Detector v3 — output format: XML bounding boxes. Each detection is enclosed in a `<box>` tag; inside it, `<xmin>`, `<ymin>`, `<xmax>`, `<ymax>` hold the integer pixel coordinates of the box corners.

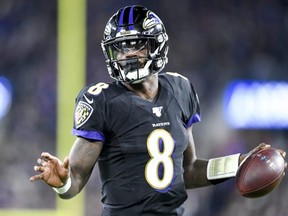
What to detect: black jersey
<box><xmin>72</xmin><ymin>72</ymin><xmax>201</xmax><ymax>216</ymax></box>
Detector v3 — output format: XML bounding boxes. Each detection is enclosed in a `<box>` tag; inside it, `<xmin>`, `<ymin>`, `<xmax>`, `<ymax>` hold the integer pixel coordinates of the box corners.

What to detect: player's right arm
<box><xmin>30</xmin><ymin>137</ymin><xmax>103</xmax><ymax>199</ymax></box>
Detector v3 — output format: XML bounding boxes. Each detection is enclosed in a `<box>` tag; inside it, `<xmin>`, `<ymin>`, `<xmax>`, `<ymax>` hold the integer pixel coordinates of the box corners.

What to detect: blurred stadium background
<box><xmin>0</xmin><ymin>0</ymin><xmax>287</xmax><ymax>215</ymax></box>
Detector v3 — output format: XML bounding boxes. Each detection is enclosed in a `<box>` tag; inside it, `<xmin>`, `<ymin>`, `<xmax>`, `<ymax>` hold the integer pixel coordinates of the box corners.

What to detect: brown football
<box><xmin>236</xmin><ymin>148</ymin><xmax>285</xmax><ymax>198</ymax></box>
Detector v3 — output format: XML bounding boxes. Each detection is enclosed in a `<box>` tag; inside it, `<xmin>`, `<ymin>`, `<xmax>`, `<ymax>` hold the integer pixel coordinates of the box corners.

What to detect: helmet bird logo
<box><xmin>143</xmin><ymin>12</ymin><xmax>160</xmax><ymax>29</ymax></box>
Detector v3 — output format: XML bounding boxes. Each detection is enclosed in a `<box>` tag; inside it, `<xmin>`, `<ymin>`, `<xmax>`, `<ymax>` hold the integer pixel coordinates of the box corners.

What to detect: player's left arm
<box><xmin>183</xmin><ymin>126</ymin><xmax>211</xmax><ymax>189</ymax></box>
<box><xmin>183</xmin><ymin>126</ymin><xmax>251</xmax><ymax>189</ymax></box>
<box><xmin>183</xmin><ymin>126</ymin><xmax>287</xmax><ymax>189</ymax></box>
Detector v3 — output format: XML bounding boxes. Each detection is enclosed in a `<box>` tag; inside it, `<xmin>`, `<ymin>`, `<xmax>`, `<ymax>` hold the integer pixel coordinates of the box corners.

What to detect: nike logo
<box><xmin>83</xmin><ymin>94</ymin><xmax>93</xmax><ymax>104</ymax></box>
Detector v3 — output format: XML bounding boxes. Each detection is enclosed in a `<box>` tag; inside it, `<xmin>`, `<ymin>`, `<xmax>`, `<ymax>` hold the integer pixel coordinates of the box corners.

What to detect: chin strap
<box><xmin>118</xmin><ymin>57</ymin><xmax>153</xmax><ymax>83</ymax></box>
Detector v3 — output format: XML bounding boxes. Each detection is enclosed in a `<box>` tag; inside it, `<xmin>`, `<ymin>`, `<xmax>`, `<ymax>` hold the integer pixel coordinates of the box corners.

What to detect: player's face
<box><xmin>114</xmin><ymin>39</ymin><xmax>148</xmax><ymax>68</ymax></box>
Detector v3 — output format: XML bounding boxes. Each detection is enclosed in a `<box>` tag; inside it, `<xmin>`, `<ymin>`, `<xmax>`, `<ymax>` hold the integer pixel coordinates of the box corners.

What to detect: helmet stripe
<box><xmin>118</xmin><ymin>7</ymin><xmax>126</xmax><ymax>27</ymax></box>
<box><xmin>128</xmin><ymin>6</ymin><xmax>135</xmax><ymax>30</ymax></box>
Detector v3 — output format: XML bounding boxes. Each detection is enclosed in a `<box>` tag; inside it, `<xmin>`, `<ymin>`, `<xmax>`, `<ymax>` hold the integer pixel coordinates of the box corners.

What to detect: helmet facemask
<box><xmin>103</xmin><ymin>37</ymin><xmax>162</xmax><ymax>83</ymax></box>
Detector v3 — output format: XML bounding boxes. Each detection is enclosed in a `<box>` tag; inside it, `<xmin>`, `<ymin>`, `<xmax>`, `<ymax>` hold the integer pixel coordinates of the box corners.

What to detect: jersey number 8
<box><xmin>145</xmin><ymin>129</ymin><xmax>175</xmax><ymax>190</ymax></box>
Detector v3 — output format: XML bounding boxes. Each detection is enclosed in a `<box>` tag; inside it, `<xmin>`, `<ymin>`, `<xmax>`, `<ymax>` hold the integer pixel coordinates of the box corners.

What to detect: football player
<box><xmin>30</xmin><ymin>5</ymin><xmax>286</xmax><ymax>216</ymax></box>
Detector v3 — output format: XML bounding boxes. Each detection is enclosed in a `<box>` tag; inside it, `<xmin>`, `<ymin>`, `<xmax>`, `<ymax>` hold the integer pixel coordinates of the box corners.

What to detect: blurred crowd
<box><xmin>0</xmin><ymin>0</ymin><xmax>287</xmax><ymax>215</ymax></box>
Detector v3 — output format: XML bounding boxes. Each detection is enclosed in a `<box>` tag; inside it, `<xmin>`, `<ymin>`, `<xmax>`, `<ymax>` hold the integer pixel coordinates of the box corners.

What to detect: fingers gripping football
<box><xmin>242</xmin><ymin>143</ymin><xmax>287</xmax><ymax>176</ymax></box>
<box><xmin>236</xmin><ymin>144</ymin><xmax>287</xmax><ymax>198</ymax></box>
<box><xmin>30</xmin><ymin>152</ymin><xmax>70</xmax><ymax>188</ymax></box>
<box><xmin>239</xmin><ymin>143</ymin><xmax>270</xmax><ymax>166</ymax></box>
<box><xmin>246</xmin><ymin>143</ymin><xmax>287</xmax><ymax>170</ymax></box>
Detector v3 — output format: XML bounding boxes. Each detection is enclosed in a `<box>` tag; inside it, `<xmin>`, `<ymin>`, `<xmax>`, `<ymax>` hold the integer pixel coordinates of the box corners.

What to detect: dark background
<box><xmin>0</xmin><ymin>0</ymin><xmax>287</xmax><ymax>215</ymax></box>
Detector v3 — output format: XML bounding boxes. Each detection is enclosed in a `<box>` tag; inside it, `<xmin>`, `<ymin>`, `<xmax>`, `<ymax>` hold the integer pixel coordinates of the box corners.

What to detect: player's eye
<box><xmin>113</xmin><ymin>39</ymin><xmax>148</xmax><ymax>53</ymax></box>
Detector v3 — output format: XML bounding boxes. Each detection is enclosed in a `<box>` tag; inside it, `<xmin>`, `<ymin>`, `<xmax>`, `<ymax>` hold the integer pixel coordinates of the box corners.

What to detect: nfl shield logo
<box><xmin>152</xmin><ymin>106</ymin><xmax>163</xmax><ymax>117</ymax></box>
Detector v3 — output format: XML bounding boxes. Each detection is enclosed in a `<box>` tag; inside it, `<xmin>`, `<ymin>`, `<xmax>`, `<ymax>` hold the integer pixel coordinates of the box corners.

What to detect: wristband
<box><xmin>52</xmin><ymin>177</ymin><xmax>72</xmax><ymax>194</ymax></box>
<box><xmin>207</xmin><ymin>153</ymin><xmax>240</xmax><ymax>180</ymax></box>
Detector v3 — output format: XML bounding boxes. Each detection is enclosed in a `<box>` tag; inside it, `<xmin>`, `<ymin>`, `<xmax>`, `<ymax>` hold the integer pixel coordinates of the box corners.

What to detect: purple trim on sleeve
<box><xmin>186</xmin><ymin>114</ymin><xmax>201</xmax><ymax>128</ymax></box>
<box><xmin>72</xmin><ymin>129</ymin><xmax>105</xmax><ymax>142</ymax></box>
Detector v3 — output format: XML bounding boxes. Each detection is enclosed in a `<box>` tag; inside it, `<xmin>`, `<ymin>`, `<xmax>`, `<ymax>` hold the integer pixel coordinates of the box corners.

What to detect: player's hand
<box><xmin>30</xmin><ymin>152</ymin><xmax>70</xmax><ymax>188</ymax></box>
<box><xmin>239</xmin><ymin>143</ymin><xmax>271</xmax><ymax>165</ymax></box>
<box><xmin>276</xmin><ymin>147</ymin><xmax>287</xmax><ymax>173</ymax></box>
<box><xmin>239</xmin><ymin>143</ymin><xmax>287</xmax><ymax>170</ymax></box>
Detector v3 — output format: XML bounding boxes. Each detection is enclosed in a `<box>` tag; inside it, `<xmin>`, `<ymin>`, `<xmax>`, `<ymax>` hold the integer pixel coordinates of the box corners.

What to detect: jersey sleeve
<box><xmin>162</xmin><ymin>72</ymin><xmax>201</xmax><ymax>128</ymax></box>
<box><xmin>72</xmin><ymin>86</ymin><xmax>106</xmax><ymax>142</ymax></box>
<box><xmin>185</xmin><ymin>81</ymin><xmax>201</xmax><ymax>128</ymax></box>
